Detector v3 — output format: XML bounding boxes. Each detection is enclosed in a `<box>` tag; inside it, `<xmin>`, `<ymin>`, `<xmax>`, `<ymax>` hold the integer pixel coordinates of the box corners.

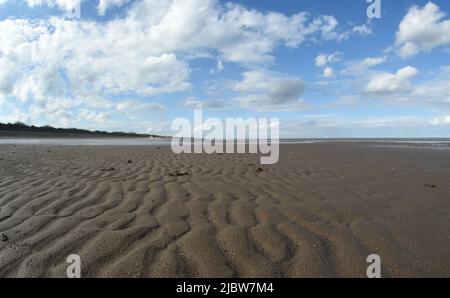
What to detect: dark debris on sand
<box><xmin>168</xmin><ymin>170</ymin><xmax>189</xmax><ymax>177</ymax></box>
<box><xmin>101</xmin><ymin>167</ymin><xmax>116</xmax><ymax>172</ymax></box>
<box><xmin>424</xmin><ymin>184</ymin><xmax>437</xmax><ymax>189</ymax></box>
<box><xmin>1</xmin><ymin>233</ymin><xmax>8</xmax><ymax>242</ymax></box>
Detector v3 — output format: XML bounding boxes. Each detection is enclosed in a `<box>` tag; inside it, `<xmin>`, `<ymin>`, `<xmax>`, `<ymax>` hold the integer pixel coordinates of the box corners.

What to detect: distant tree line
<box><xmin>0</xmin><ymin>122</ymin><xmax>164</xmax><ymax>138</ymax></box>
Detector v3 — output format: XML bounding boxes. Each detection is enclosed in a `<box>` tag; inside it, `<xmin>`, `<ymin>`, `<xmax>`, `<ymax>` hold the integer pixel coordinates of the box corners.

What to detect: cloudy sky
<box><xmin>0</xmin><ymin>0</ymin><xmax>450</xmax><ymax>137</ymax></box>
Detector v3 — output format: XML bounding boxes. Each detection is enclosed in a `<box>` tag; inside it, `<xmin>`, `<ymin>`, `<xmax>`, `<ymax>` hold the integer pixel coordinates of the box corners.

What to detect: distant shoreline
<box><xmin>0</xmin><ymin>131</ymin><xmax>170</xmax><ymax>138</ymax></box>
<box><xmin>0</xmin><ymin>122</ymin><xmax>170</xmax><ymax>139</ymax></box>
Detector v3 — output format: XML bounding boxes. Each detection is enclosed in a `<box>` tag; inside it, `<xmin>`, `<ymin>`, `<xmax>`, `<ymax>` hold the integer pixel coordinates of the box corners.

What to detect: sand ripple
<box><xmin>0</xmin><ymin>143</ymin><xmax>449</xmax><ymax>277</ymax></box>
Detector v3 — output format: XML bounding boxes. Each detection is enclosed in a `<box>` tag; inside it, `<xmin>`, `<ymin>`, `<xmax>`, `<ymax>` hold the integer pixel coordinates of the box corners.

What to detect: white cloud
<box><xmin>290</xmin><ymin>117</ymin><xmax>426</xmax><ymax>131</ymax></box>
<box><xmin>128</xmin><ymin>0</ymin><xmax>343</xmax><ymax>64</ymax></box>
<box><xmin>315</xmin><ymin>52</ymin><xmax>340</xmax><ymax>78</ymax></box>
<box><xmin>0</xmin><ymin>0</ymin><xmax>348</xmax><ymax>127</ymax></box>
<box><xmin>337</xmin><ymin>23</ymin><xmax>373</xmax><ymax>41</ymax></box>
<box><xmin>25</xmin><ymin>0</ymin><xmax>81</xmax><ymax>11</ymax></box>
<box><xmin>115</xmin><ymin>99</ymin><xmax>165</xmax><ymax>121</ymax></box>
<box><xmin>75</xmin><ymin>95</ymin><xmax>113</xmax><ymax>109</ymax></box>
<box><xmin>323</xmin><ymin>67</ymin><xmax>334</xmax><ymax>78</ymax></box>
<box><xmin>352</xmin><ymin>24</ymin><xmax>372</xmax><ymax>35</ymax></box>
<box><xmin>396</xmin><ymin>2</ymin><xmax>450</xmax><ymax>58</ymax></box>
<box><xmin>0</xmin><ymin>16</ymin><xmax>190</xmax><ymax>126</ymax></box>
<box><xmin>364</xmin><ymin>66</ymin><xmax>419</xmax><ymax>95</ymax></box>
<box><xmin>209</xmin><ymin>60</ymin><xmax>224</xmax><ymax>74</ymax></box>
<box><xmin>315</xmin><ymin>54</ymin><xmax>328</xmax><ymax>67</ymax></box>
<box><xmin>342</xmin><ymin>56</ymin><xmax>387</xmax><ymax>76</ymax></box>
<box><xmin>182</xmin><ymin>97</ymin><xmax>225</xmax><ymax>109</ymax></box>
<box><xmin>315</xmin><ymin>52</ymin><xmax>341</xmax><ymax>67</ymax></box>
<box><xmin>78</xmin><ymin>109</ymin><xmax>110</xmax><ymax>123</ymax></box>
<box><xmin>24</xmin><ymin>0</ymin><xmax>130</xmax><ymax>16</ymax></box>
<box><xmin>337</xmin><ymin>65</ymin><xmax>450</xmax><ymax>107</ymax></box>
<box><xmin>232</xmin><ymin>71</ymin><xmax>307</xmax><ymax>111</ymax></box>
<box><xmin>0</xmin><ymin>108</ymin><xmax>30</xmax><ymax>124</ymax></box>
<box><xmin>28</xmin><ymin>97</ymin><xmax>78</xmax><ymax>126</ymax></box>
<box><xmin>3</xmin><ymin>0</ymin><xmax>419</xmax><ymax>132</ymax></box>
<box><xmin>430</xmin><ymin>116</ymin><xmax>450</xmax><ymax>125</ymax></box>
<box><xmin>116</xmin><ymin>100</ymin><xmax>165</xmax><ymax>114</ymax></box>
<box><xmin>411</xmin><ymin>66</ymin><xmax>450</xmax><ymax>105</ymax></box>
<box><xmin>217</xmin><ymin>60</ymin><xmax>224</xmax><ymax>71</ymax></box>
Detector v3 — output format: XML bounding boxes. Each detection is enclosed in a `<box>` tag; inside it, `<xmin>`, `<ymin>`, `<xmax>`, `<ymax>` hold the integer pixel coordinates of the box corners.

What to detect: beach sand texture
<box><xmin>0</xmin><ymin>143</ymin><xmax>449</xmax><ymax>277</ymax></box>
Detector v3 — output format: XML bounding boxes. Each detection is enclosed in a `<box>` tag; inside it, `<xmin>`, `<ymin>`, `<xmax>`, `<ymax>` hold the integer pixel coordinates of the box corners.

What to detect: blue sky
<box><xmin>0</xmin><ymin>0</ymin><xmax>450</xmax><ymax>137</ymax></box>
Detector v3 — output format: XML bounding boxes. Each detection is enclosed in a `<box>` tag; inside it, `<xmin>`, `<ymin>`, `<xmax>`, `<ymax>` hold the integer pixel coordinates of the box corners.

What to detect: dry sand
<box><xmin>0</xmin><ymin>143</ymin><xmax>449</xmax><ymax>277</ymax></box>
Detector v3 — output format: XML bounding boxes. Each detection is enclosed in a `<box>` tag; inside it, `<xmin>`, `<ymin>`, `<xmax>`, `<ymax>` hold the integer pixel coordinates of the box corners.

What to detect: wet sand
<box><xmin>0</xmin><ymin>143</ymin><xmax>449</xmax><ymax>277</ymax></box>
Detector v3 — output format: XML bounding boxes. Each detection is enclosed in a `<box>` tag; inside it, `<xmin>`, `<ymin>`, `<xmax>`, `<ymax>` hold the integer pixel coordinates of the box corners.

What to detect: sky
<box><xmin>0</xmin><ymin>0</ymin><xmax>450</xmax><ymax>138</ymax></box>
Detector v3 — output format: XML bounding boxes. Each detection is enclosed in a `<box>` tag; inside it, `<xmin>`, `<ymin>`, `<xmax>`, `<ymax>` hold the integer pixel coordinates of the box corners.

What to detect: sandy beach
<box><xmin>0</xmin><ymin>142</ymin><xmax>449</xmax><ymax>278</ymax></box>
